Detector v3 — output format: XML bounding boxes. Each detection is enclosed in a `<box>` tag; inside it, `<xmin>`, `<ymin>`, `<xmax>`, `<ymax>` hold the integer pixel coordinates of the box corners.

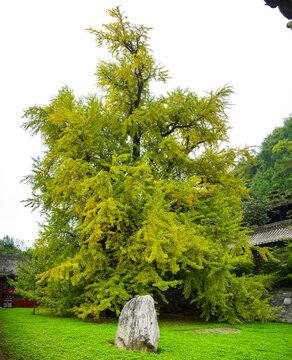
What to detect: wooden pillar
<box><xmin>0</xmin><ymin>278</ymin><xmax>3</xmax><ymax>307</ymax></box>
<box><xmin>256</xmin><ymin>256</ymin><xmax>261</xmax><ymax>274</ymax></box>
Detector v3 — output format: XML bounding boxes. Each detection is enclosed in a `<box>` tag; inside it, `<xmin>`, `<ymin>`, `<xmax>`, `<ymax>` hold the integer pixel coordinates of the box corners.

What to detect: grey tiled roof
<box><xmin>0</xmin><ymin>254</ymin><xmax>23</xmax><ymax>277</ymax></box>
<box><xmin>249</xmin><ymin>219</ymin><xmax>292</xmax><ymax>246</ymax></box>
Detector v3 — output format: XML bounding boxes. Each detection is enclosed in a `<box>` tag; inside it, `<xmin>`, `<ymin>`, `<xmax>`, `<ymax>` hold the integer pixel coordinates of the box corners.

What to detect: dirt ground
<box><xmin>0</xmin><ymin>347</ymin><xmax>8</xmax><ymax>360</ymax></box>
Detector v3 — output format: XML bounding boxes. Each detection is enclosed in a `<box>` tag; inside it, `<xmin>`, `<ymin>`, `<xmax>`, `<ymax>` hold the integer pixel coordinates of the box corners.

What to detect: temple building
<box><xmin>249</xmin><ymin>218</ymin><xmax>292</xmax><ymax>247</ymax></box>
<box><xmin>0</xmin><ymin>254</ymin><xmax>34</xmax><ymax>308</ymax></box>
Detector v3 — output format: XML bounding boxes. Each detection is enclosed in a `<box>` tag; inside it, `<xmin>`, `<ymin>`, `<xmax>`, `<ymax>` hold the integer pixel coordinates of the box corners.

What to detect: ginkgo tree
<box><xmin>21</xmin><ymin>7</ymin><xmax>275</xmax><ymax>323</ymax></box>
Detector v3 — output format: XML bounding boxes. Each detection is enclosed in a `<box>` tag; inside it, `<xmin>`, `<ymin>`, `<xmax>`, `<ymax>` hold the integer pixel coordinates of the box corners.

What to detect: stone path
<box><xmin>182</xmin><ymin>327</ymin><xmax>242</xmax><ymax>334</ymax></box>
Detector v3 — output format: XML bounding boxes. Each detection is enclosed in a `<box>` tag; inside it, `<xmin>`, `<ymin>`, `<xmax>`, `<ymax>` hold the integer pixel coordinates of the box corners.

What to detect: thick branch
<box><xmin>132</xmin><ymin>133</ymin><xmax>141</xmax><ymax>160</ymax></box>
<box><xmin>134</xmin><ymin>81</ymin><xmax>143</xmax><ymax>109</ymax></box>
<box><xmin>161</xmin><ymin>115</ymin><xmax>204</xmax><ymax>137</ymax></box>
<box><xmin>123</xmin><ymin>39</ymin><xmax>138</xmax><ymax>54</ymax></box>
<box><xmin>100</xmin><ymin>70</ymin><xmax>128</xmax><ymax>91</ymax></box>
<box><xmin>133</xmin><ymin>65</ymin><xmax>144</xmax><ymax>109</ymax></box>
<box><xmin>160</xmin><ymin>116</ymin><xmax>179</xmax><ymax>137</ymax></box>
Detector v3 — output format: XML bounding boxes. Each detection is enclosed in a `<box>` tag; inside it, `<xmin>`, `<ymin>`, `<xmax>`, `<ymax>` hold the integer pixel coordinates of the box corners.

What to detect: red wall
<box><xmin>12</xmin><ymin>299</ymin><xmax>36</xmax><ymax>308</ymax></box>
<box><xmin>1</xmin><ymin>284</ymin><xmax>37</xmax><ymax>308</ymax></box>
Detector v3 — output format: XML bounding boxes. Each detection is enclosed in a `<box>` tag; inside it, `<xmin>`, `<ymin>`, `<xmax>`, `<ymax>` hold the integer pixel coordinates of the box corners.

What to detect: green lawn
<box><xmin>0</xmin><ymin>308</ymin><xmax>291</xmax><ymax>360</ymax></box>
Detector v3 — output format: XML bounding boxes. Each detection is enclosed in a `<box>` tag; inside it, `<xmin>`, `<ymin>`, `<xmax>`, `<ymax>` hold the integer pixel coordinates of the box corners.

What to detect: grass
<box><xmin>0</xmin><ymin>308</ymin><xmax>291</xmax><ymax>360</ymax></box>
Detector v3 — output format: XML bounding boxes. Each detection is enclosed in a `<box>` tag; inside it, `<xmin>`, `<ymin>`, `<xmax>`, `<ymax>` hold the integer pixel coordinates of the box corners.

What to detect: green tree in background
<box><xmin>239</xmin><ymin>116</ymin><xmax>292</xmax><ymax>226</ymax></box>
<box><xmin>244</xmin><ymin>116</ymin><xmax>292</xmax><ymax>202</ymax></box>
<box><xmin>0</xmin><ymin>235</ymin><xmax>27</xmax><ymax>255</ymax></box>
<box><xmin>21</xmin><ymin>7</ymin><xmax>274</xmax><ymax>323</ymax></box>
<box><xmin>241</xmin><ymin>195</ymin><xmax>270</xmax><ymax>228</ymax></box>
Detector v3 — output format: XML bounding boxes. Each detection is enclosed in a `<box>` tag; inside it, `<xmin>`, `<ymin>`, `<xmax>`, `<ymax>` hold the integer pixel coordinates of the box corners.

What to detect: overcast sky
<box><xmin>0</xmin><ymin>0</ymin><xmax>291</xmax><ymax>247</ymax></box>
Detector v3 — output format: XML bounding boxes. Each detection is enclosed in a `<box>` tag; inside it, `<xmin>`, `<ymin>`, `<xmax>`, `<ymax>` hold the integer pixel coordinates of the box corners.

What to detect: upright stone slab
<box><xmin>114</xmin><ymin>295</ymin><xmax>160</xmax><ymax>353</ymax></box>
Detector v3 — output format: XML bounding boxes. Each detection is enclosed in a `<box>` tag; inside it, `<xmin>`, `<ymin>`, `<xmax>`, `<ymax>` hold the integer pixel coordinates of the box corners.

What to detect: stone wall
<box><xmin>269</xmin><ymin>288</ymin><xmax>292</xmax><ymax>324</ymax></box>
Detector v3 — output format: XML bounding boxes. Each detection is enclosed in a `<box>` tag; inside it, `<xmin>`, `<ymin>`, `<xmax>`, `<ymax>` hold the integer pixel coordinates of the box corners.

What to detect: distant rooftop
<box><xmin>0</xmin><ymin>254</ymin><xmax>23</xmax><ymax>277</ymax></box>
<box><xmin>249</xmin><ymin>219</ymin><xmax>292</xmax><ymax>246</ymax></box>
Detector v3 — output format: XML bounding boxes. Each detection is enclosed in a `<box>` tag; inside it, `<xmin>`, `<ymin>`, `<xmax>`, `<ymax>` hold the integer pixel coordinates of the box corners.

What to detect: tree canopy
<box><xmin>264</xmin><ymin>0</ymin><xmax>292</xmax><ymax>28</ymax></box>
<box><xmin>0</xmin><ymin>235</ymin><xmax>28</xmax><ymax>255</ymax></box>
<box><xmin>21</xmin><ymin>7</ymin><xmax>274</xmax><ymax>323</ymax></box>
<box><xmin>242</xmin><ymin>116</ymin><xmax>292</xmax><ymax>202</ymax></box>
<box><xmin>239</xmin><ymin>116</ymin><xmax>292</xmax><ymax>226</ymax></box>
